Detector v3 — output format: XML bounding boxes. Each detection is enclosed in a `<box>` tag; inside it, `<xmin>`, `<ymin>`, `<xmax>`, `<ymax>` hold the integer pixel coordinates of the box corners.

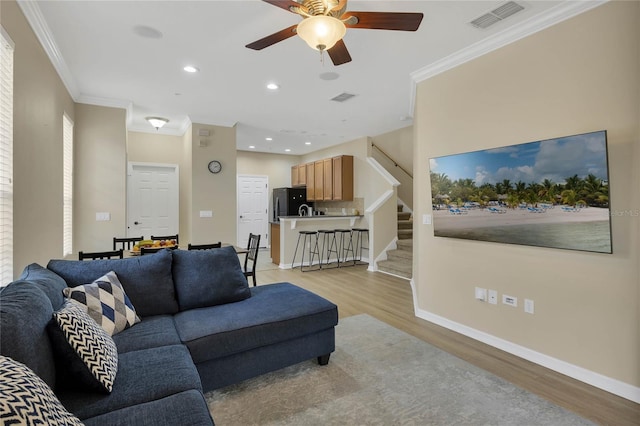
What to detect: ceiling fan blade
<box><xmin>261</xmin><ymin>0</ymin><xmax>300</xmax><ymax>14</ymax></box>
<box><xmin>246</xmin><ymin>25</ymin><xmax>298</xmax><ymax>50</ymax></box>
<box><xmin>327</xmin><ymin>39</ymin><xmax>352</xmax><ymax>66</ymax></box>
<box><xmin>343</xmin><ymin>11</ymin><xmax>424</xmax><ymax>31</ymax></box>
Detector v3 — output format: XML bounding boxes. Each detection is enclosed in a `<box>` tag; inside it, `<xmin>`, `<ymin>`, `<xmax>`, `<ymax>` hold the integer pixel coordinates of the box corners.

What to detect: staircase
<box><xmin>377</xmin><ymin>206</ymin><xmax>413</xmax><ymax>279</ymax></box>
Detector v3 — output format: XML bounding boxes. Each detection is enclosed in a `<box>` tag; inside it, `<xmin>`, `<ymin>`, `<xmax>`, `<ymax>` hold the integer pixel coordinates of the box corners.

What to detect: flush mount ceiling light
<box><xmin>146</xmin><ymin>117</ymin><xmax>169</xmax><ymax>130</ymax></box>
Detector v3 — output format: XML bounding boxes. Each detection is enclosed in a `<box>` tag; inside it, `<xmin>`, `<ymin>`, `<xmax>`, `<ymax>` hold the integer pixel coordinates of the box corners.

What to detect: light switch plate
<box><xmin>199</xmin><ymin>210</ymin><xmax>213</xmax><ymax>218</ymax></box>
<box><xmin>423</xmin><ymin>214</ymin><xmax>432</xmax><ymax>225</ymax></box>
<box><xmin>95</xmin><ymin>212</ymin><xmax>110</xmax><ymax>221</ymax></box>
<box><xmin>502</xmin><ymin>294</ymin><xmax>518</xmax><ymax>307</ymax></box>
<box><xmin>488</xmin><ymin>290</ymin><xmax>498</xmax><ymax>305</ymax></box>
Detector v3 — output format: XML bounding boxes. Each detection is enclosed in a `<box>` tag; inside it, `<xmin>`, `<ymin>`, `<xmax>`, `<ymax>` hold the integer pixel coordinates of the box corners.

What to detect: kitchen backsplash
<box><xmin>314</xmin><ymin>197</ymin><xmax>364</xmax><ymax>216</ymax></box>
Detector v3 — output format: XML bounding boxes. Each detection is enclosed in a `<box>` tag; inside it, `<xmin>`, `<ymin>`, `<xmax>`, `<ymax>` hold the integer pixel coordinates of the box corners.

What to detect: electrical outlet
<box><xmin>488</xmin><ymin>290</ymin><xmax>498</xmax><ymax>305</ymax></box>
<box><xmin>502</xmin><ymin>294</ymin><xmax>518</xmax><ymax>307</ymax></box>
<box><xmin>524</xmin><ymin>299</ymin><xmax>534</xmax><ymax>314</ymax></box>
<box><xmin>474</xmin><ymin>287</ymin><xmax>487</xmax><ymax>301</ymax></box>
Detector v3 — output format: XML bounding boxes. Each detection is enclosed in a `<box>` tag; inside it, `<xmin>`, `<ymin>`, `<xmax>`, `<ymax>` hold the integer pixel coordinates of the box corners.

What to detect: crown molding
<box><xmin>17</xmin><ymin>0</ymin><xmax>79</xmax><ymax>99</ymax></box>
<box><xmin>408</xmin><ymin>0</ymin><xmax>608</xmax><ymax>116</ymax></box>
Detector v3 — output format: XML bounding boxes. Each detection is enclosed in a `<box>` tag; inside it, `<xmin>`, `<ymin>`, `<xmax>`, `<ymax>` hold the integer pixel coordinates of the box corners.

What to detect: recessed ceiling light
<box><xmin>183</xmin><ymin>65</ymin><xmax>199</xmax><ymax>73</ymax></box>
<box><xmin>249</xmin><ymin>145</ymin><xmax>256</xmax><ymax>149</ymax></box>
<box><xmin>266</xmin><ymin>83</ymin><xmax>279</xmax><ymax>90</ymax></box>
<box><xmin>305</xmin><ymin>142</ymin><xmax>311</xmax><ymax>145</ymax></box>
<box><xmin>285</xmin><ymin>149</ymin><xmax>291</xmax><ymax>152</ymax></box>
<box><xmin>265</xmin><ymin>137</ymin><xmax>273</xmax><ymax>141</ymax></box>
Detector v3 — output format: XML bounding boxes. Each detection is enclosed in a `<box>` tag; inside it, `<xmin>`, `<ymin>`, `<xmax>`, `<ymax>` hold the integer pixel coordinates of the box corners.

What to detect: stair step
<box><xmin>398</xmin><ymin>229</ymin><xmax>413</xmax><ymax>239</ymax></box>
<box><xmin>388</xmin><ymin>249</ymin><xmax>412</xmax><ymax>261</ymax></box>
<box><xmin>378</xmin><ymin>259</ymin><xmax>412</xmax><ymax>279</ymax></box>
<box><xmin>398</xmin><ymin>220</ymin><xmax>413</xmax><ymax>230</ymax></box>
<box><xmin>397</xmin><ymin>212</ymin><xmax>411</xmax><ymax>220</ymax></box>
<box><xmin>397</xmin><ymin>239</ymin><xmax>413</xmax><ymax>250</ymax></box>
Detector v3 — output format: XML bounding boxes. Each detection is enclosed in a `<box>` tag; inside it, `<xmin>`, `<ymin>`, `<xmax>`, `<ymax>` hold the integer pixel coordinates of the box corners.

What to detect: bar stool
<box><xmin>292</xmin><ymin>230</ymin><xmax>320</xmax><ymax>272</ymax></box>
<box><xmin>352</xmin><ymin>228</ymin><xmax>369</xmax><ymax>264</ymax></box>
<box><xmin>317</xmin><ymin>229</ymin><xmax>339</xmax><ymax>269</ymax></box>
<box><xmin>334</xmin><ymin>229</ymin><xmax>355</xmax><ymax>267</ymax></box>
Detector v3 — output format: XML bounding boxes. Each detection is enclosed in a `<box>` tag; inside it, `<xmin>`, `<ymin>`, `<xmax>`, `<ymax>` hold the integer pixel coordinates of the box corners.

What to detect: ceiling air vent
<box><xmin>331</xmin><ymin>92</ymin><xmax>356</xmax><ymax>103</ymax></box>
<box><xmin>470</xmin><ymin>1</ymin><xmax>525</xmax><ymax>29</ymax></box>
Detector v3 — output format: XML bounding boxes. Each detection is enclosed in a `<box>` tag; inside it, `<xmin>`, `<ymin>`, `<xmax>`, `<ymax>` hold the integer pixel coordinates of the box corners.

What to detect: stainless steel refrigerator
<box><xmin>272</xmin><ymin>187</ymin><xmax>308</xmax><ymax>222</ymax></box>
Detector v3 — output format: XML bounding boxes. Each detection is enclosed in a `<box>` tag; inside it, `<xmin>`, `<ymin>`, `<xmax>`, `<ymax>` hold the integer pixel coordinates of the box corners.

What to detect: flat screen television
<box><xmin>429</xmin><ymin>130</ymin><xmax>612</xmax><ymax>253</ymax></box>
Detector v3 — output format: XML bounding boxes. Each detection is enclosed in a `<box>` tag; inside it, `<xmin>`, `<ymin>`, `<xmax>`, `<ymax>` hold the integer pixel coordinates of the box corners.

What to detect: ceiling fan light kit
<box><xmin>297</xmin><ymin>15</ymin><xmax>346</xmax><ymax>51</ymax></box>
<box><xmin>246</xmin><ymin>0</ymin><xmax>423</xmax><ymax>66</ymax></box>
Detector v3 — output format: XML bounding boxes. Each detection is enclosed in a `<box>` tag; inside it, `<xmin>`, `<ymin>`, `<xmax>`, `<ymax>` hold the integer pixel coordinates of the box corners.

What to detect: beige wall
<box><xmin>3</xmin><ymin>0</ymin><xmax>75</xmax><ymax>273</ymax></box>
<box><xmin>371</xmin><ymin>126</ymin><xmax>413</xmax><ymax>209</ymax></box>
<box><xmin>190</xmin><ymin>123</ymin><xmax>237</xmax><ymax>246</ymax></box>
<box><xmin>237</xmin><ymin>150</ymin><xmax>301</xmax><ymax>190</ymax></box>
<box><xmin>74</xmin><ymin>104</ymin><xmax>127</xmax><ymax>253</ymax></box>
<box><xmin>414</xmin><ymin>1</ymin><xmax>639</xmax><ymax>389</ymax></box>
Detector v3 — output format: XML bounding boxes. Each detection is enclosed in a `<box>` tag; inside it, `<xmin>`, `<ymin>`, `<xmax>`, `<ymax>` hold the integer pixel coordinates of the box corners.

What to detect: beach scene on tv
<box><xmin>429</xmin><ymin>130</ymin><xmax>612</xmax><ymax>253</ymax></box>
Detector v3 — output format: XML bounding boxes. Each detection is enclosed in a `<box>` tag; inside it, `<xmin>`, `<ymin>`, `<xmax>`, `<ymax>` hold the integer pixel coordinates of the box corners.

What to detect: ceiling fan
<box><xmin>246</xmin><ymin>0</ymin><xmax>424</xmax><ymax>66</ymax></box>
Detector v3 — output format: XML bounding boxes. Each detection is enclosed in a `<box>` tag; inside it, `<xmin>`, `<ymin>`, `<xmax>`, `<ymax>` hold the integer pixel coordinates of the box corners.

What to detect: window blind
<box><xmin>0</xmin><ymin>28</ymin><xmax>14</xmax><ymax>285</ymax></box>
<box><xmin>63</xmin><ymin>113</ymin><xmax>73</xmax><ymax>257</ymax></box>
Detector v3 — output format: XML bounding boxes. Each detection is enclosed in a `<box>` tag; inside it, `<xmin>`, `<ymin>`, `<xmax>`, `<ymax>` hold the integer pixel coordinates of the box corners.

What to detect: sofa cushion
<box><xmin>112</xmin><ymin>315</ymin><xmax>181</xmax><ymax>354</ymax></box>
<box><xmin>0</xmin><ymin>355</ymin><xmax>84</xmax><ymax>426</ymax></box>
<box><xmin>173</xmin><ymin>282</ymin><xmax>338</xmax><ymax>364</ymax></box>
<box><xmin>50</xmin><ymin>300</ymin><xmax>119</xmax><ymax>393</ymax></box>
<box><xmin>0</xmin><ymin>281</ymin><xmax>57</xmax><ymax>388</ymax></box>
<box><xmin>18</xmin><ymin>263</ymin><xmax>68</xmax><ymax>310</ymax></box>
<box><xmin>58</xmin><ymin>345</ymin><xmax>203</xmax><ymax>420</ymax></box>
<box><xmin>47</xmin><ymin>249</ymin><xmax>179</xmax><ymax>316</ymax></box>
<box><xmin>81</xmin><ymin>390</ymin><xmax>214</xmax><ymax>426</ymax></box>
<box><xmin>172</xmin><ymin>246</ymin><xmax>251</xmax><ymax>311</ymax></box>
<box><xmin>63</xmin><ymin>271</ymin><xmax>141</xmax><ymax>336</ymax></box>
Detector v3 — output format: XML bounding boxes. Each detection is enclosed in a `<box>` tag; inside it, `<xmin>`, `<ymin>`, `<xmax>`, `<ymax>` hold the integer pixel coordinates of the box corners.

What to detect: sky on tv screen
<box><xmin>429</xmin><ymin>131</ymin><xmax>608</xmax><ymax>186</ymax></box>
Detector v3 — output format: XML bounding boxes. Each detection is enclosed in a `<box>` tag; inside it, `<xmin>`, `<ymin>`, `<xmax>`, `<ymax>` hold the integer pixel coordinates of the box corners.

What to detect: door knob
<box><xmin>134</xmin><ymin>221</ymin><xmax>141</xmax><ymax>225</ymax></box>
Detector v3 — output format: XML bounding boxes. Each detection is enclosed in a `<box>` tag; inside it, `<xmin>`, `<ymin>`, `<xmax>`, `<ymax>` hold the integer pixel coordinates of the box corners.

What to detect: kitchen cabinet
<box><xmin>291</xmin><ymin>165</ymin><xmax>306</xmax><ymax>187</ymax></box>
<box><xmin>306</xmin><ymin>162</ymin><xmax>315</xmax><ymax>200</ymax></box>
<box><xmin>314</xmin><ymin>160</ymin><xmax>324</xmax><ymax>201</ymax></box>
<box><xmin>332</xmin><ymin>155</ymin><xmax>354</xmax><ymax>201</ymax></box>
<box><xmin>323</xmin><ymin>158</ymin><xmax>333</xmax><ymax>201</ymax></box>
<box><xmin>270</xmin><ymin>222</ymin><xmax>280</xmax><ymax>264</ymax></box>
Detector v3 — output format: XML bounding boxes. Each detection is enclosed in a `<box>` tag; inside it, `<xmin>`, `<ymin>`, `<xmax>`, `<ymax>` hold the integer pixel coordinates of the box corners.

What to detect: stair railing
<box><xmin>371</xmin><ymin>142</ymin><xmax>413</xmax><ymax>179</ymax></box>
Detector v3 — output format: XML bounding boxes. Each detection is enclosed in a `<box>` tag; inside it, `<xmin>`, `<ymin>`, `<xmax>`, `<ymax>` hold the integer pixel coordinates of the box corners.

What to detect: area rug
<box><xmin>205</xmin><ymin>314</ymin><xmax>594</xmax><ymax>426</ymax></box>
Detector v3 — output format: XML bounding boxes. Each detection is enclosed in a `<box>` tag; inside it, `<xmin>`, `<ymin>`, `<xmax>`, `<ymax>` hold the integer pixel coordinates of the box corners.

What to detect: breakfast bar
<box><xmin>272</xmin><ymin>215</ymin><xmax>365</xmax><ymax>269</ymax></box>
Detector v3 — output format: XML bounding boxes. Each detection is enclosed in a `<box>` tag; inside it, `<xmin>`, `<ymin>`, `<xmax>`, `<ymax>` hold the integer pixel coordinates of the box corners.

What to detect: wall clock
<box><xmin>208</xmin><ymin>160</ymin><xmax>222</xmax><ymax>174</ymax></box>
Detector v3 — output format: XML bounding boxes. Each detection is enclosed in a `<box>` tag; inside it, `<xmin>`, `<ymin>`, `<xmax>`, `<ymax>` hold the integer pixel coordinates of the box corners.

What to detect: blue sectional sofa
<box><xmin>0</xmin><ymin>246</ymin><xmax>338</xmax><ymax>425</ymax></box>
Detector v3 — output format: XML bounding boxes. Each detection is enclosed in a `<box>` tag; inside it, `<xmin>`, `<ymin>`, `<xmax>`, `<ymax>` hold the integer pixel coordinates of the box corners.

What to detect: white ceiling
<box><xmin>21</xmin><ymin>1</ymin><xmax>601</xmax><ymax>155</ymax></box>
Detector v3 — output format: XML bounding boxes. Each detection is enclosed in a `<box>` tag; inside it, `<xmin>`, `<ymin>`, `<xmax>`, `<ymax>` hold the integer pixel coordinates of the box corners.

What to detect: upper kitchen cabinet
<box><xmin>291</xmin><ymin>164</ymin><xmax>306</xmax><ymax>187</ymax></box>
<box><xmin>306</xmin><ymin>162</ymin><xmax>315</xmax><ymax>200</ymax></box>
<box><xmin>323</xmin><ymin>158</ymin><xmax>333</xmax><ymax>201</ymax></box>
<box><xmin>333</xmin><ymin>155</ymin><xmax>354</xmax><ymax>201</ymax></box>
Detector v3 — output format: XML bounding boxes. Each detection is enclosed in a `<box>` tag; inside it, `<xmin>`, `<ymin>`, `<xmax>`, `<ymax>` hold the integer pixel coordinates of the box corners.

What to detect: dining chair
<box><xmin>79</xmin><ymin>249</ymin><xmax>123</xmax><ymax>260</ymax></box>
<box><xmin>243</xmin><ymin>233</ymin><xmax>261</xmax><ymax>287</ymax></box>
<box><xmin>187</xmin><ymin>242</ymin><xmax>222</xmax><ymax>250</ymax></box>
<box><xmin>140</xmin><ymin>246</ymin><xmax>178</xmax><ymax>256</ymax></box>
<box><xmin>113</xmin><ymin>236</ymin><xmax>144</xmax><ymax>251</ymax></box>
<box><xmin>151</xmin><ymin>234</ymin><xmax>179</xmax><ymax>245</ymax></box>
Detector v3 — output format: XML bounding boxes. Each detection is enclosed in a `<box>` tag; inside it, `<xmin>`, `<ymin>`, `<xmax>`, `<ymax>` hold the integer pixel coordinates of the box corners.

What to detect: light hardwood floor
<box><xmin>255</xmin><ymin>260</ymin><xmax>639</xmax><ymax>426</ymax></box>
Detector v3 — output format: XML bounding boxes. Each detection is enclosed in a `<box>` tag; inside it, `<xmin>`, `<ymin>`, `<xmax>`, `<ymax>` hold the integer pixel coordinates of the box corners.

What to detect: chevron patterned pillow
<box><xmin>63</xmin><ymin>270</ymin><xmax>140</xmax><ymax>336</ymax></box>
<box><xmin>52</xmin><ymin>300</ymin><xmax>119</xmax><ymax>393</ymax></box>
<box><xmin>0</xmin><ymin>355</ymin><xmax>84</xmax><ymax>425</ymax></box>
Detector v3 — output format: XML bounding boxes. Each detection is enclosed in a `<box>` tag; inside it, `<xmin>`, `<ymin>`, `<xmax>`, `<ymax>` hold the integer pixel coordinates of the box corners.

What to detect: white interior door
<box><xmin>127</xmin><ymin>163</ymin><xmax>179</xmax><ymax>239</ymax></box>
<box><xmin>237</xmin><ymin>175</ymin><xmax>268</xmax><ymax>248</ymax></box>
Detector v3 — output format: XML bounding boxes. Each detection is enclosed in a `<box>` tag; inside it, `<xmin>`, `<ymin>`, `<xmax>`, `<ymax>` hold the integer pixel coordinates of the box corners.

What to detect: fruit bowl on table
<box><xmin>130</xmin><ymin>239</ymin><xmax>177</xmax><ymax>255</ymax></box>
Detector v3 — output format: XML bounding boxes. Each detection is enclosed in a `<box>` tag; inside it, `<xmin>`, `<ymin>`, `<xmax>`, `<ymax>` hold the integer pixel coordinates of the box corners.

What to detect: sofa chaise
<box><xmin>0</xmin><ymin>246</ymin><xmax>338</xmax><ymax>425</ymax></box>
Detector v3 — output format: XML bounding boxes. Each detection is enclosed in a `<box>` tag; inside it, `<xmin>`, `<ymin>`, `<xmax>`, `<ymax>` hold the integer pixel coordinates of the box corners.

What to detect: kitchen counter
<box><xmin>274</xmin><ymin>215</ymin><xmax>366</xmax><ymax>269</ymax></box>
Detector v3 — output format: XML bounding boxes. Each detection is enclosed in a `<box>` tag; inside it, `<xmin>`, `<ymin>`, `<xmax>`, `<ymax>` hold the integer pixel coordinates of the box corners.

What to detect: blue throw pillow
<box><xmin>172</xmin><ymin>246</ymin><xmax>251</xmax><ymax>310</ymax></box>
<box><xmin>47</xmin><ymin>249</ymin><xmax>178</xmax><ymax>317</ymax></box>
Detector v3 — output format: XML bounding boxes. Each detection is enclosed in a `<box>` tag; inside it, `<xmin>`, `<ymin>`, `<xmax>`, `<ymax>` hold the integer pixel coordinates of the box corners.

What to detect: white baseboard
<box><xmin>413</xmin><ymin>306</ymin><xmax>640</xmax><ymax>403</ymax></box>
